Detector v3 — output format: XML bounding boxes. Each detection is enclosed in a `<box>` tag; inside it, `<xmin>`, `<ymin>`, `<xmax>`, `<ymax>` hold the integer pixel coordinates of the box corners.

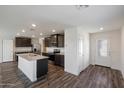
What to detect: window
<box><xmin>98</xmin><ymin>40</ymin><xmax>108</xmax><ymax>57</ymax></box>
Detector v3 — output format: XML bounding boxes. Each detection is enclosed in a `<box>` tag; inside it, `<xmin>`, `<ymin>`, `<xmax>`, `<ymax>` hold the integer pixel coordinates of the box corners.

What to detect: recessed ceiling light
<box><xmin>32</xmin><ymin>24</ymin><xmax>36</xmax><ymax>27</ymax></box>
<box><xmin>16</xmin><ymin>33</ymin><xmax>20</xmax><ymax>36</ymax></box>
<box><xmin>32</xmin><ymin>35</ymin><xmax>35</xmax><ymax>38</ymax></box>
<box><xmin>52</xmin><ymin>29</ymin><xmax>56</xmax><ymax>32</ymax></box>
<box><xmin>22</xmin><ymin>29</ymin><xmax>25</xmax><ymax>33</ymax></box>
<box><xmin>100</xmin><ymin>27</ymin><xmax>104</xmax><ymax>30</ymax></box>
<box><xmin>40</xmin><ymin>33</ymin><xmax>43</xmax><ymax>35</ymax></box>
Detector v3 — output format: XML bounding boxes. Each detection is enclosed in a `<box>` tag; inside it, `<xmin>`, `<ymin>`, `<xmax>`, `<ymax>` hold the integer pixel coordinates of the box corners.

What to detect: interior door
<box><xmin>2</xmin><ymin>40</ymin><xmax>13</xmax><ymax>62</ymax></box>
<box><xmin>95</xmin><ymin>39</ymin><xmax>111</xmax><ymax>67</ymax></box>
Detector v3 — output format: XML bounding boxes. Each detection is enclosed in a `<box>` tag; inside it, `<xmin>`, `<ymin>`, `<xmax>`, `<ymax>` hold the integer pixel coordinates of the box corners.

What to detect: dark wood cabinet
<box><xmin>42</xmin><ymin>52</ymin><xmax>55</xmax><ymax>61</ymax></box>
<box><xmin>16</xmin><ymin>37</ymin><xmax>32</xmax><ymax>47</ymax></box>
<box><xmin>55</xmin><ymin>54</ymin><xmax>64</xmax><ymax>67</ymax></box>
<box><xmin>42</xmin><ymin>52</ymin><xmax>64</xmax><ymax>67</ymax></box>
<box><xmin>51</xmin><ymin>34</ymin><xmax>57</xmax><ymax>47</ymax></box>
<box><xmin>44</xmin><ymin>34</ymin><xmax>64</xmax><ymax>47</ymax></box>
<box><xmin>37</xmin><ymin>59</ymin><xmax>48</xmax><ymax>79</ymax></box>
<box><xmin>58</xmin><ymin>35</ymin><xmax>64</xmax><ymax>47</ymax></box>
<box><xmin>44</xmin><ymin>37</ymin><xmax>51</xmax><ymax>47</ymax></box>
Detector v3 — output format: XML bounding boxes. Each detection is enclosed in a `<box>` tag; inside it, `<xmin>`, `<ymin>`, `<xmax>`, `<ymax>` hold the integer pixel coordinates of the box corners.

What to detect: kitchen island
<box><xmin>17</xmin><ymin>53</ymin><xmax>48</xmax><ymax>82</ymax></box>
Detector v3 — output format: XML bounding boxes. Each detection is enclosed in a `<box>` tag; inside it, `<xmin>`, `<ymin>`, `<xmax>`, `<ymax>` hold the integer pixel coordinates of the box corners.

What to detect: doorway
<box><xmin>95</xmin><ymin>39</ymin><xmax>111</xmax><ymax>67</ymax></box>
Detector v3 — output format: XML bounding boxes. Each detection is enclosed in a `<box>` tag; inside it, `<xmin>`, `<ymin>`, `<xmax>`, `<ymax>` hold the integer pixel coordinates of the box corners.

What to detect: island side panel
<box><xmin>37</xmin><ymin>58</ymin><xmax>48</xmax><ymax>79</ymax></box>
<box><xmin>18</xmin><ymin>56</ymin><xmax>37</xmax><ymax>82</ymax></box>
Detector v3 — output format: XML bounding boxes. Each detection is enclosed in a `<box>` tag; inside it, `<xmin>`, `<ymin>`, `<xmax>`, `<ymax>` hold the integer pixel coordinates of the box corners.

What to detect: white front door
<box><xmin>2</xmin><ymin>40</ymin><xmax>13</xmax><ymax>62</ymax></box>
<box><xmin>95</xmin><ymin>39</ymin><xmax>111</xmax><ymax>67</ymax></box>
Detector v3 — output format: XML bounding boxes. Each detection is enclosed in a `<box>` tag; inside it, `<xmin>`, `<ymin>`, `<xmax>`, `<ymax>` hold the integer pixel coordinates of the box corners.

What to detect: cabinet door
<box><xmin>55</xmin><ymin>55</ymin><xmax>60</xmax><ymax>65</ymax></box>
<box><xmin>23</xmin><ymin>38</ymin><xmax>27</xmax><ymax>47</ymax></box>
<box><xmin>58</xmin><ymin>35</ymin><xmax>64</xmax><ymax>47</ymax></box>
<box><xmin>44</xmin><ymin>37</ymin><xmax>51</xmax><ymax>47</ymax></box>
<box><xmin>37</xmin><ymin>59</ymin><xmax>48</xmax><ymax>78</ymax></box>
<box><xmin>16</xmin><ymin>37</ymin><xmax>22</xmax><ymax>47</ymax></box>
<box><xmin>25</xmin><ymin>38</ymin><xmax>31</xmax><ymax>47</ymax></box>
<box><xmin>44</xmin><ymin>34</ymin><xmax>64</xmax><ymax>47</ymax></box>
<box><xmin>51</xmin><ymin>35</ymin><xmax>57</xmax><ymax>47</ymax></box>
<box><xmin>60</xmin><ymin>55</ymin><xmax>64</xmax><ymax>67</ymax></box>
<box><xmin>55</xmin><ymin>55</ymin><xmax>64</xmax><ymax>67</ymax></box>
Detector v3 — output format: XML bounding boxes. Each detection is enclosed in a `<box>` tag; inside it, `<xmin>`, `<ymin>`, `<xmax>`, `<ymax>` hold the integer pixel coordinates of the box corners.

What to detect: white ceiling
<box><xmin>0</xmin><ymin>5</ymin><xmax>124</xmax><ymax>38</ymax></box>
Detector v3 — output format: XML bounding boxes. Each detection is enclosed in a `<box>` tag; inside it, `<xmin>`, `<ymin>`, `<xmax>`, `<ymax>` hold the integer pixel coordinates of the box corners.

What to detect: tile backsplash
<box><xmin>15</xmin><ymin>47</ymin><xmax>32</xmax><ymax>52</ymax></box>
<box><xmin>46</xmin><ymin>47</ymin><xmax>64</xmax><ymax>53</ymax></box>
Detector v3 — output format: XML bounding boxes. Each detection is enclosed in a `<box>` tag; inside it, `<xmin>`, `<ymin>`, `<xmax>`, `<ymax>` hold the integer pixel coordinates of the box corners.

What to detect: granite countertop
<box><xmin>17</xmin><ymin>53</ymin><xmax>49</xmax><ymax>61</ymax></box>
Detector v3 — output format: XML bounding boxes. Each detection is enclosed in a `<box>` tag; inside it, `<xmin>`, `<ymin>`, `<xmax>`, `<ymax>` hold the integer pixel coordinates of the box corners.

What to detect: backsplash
<box><xmin>15</xmin><ymin>47</ymin><xmax>32</xmax><ymax>52</ymax></box>
<box><xmin>46</xmin><ymin>47</ymin><xmax>64</xmax><ymax>53</ymax></box>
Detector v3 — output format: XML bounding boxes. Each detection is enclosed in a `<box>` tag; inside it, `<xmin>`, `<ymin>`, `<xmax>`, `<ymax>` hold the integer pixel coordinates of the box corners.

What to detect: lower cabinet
<box><xmin>37</xmin><ymin>59</ymin><xmax>48</xmax><ymax>79</ymax></box>
<box><xmin>42</xmin><ymin>52</ymin><xmax>55</xmax><ymax>61</ymax></box>
<box><xmin>42</xmin><ymin>52</ymin><xmax>64</xmax><ymax>67</ymax></box>
<box><xmin>55</xmin><ymin>54</ymin><xmax>64</xmax><ymax>67</ymax></box>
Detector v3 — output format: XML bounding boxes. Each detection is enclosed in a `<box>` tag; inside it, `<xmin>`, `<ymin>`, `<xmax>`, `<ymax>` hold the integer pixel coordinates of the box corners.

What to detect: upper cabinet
<box><xmin>58</xmin><ymin>34</ymin><xmax>64</xmax><ymax>47</ymax></box>
<box><xmin>15</xmin><ymin>37</ymin><xmax>32</xmax><ymax>47</ymax></box>
<box><xmin>44</xmin><ymin>37</ymin><xmax>51</xmax><ymax>47</ymax></box>
<box><xmin>44</xmin><ymin>34</ymin><xmax>64</xmax><ymax>47</ymax></box>
<box><xmin>51</xmin><ymin>34</ymin><xmax>58</xmax><ymax>47</ymax></box>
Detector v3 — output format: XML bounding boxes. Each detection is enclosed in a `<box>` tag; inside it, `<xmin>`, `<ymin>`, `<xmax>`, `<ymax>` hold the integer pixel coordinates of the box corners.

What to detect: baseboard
<box><xmin>94</xmin><ymin>64</ymin><xmax>111</xmax><ymax>68</ymax></box>
<box><xmin>64</xmin><ymin>69</ymin><xmax>79</xmax><ymax>76</ymax></box>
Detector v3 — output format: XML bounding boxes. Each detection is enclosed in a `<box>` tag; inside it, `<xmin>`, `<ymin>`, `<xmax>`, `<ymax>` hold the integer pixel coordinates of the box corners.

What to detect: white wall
<box><xmin>77</xmin><ymin>27</ymin><xmax>90</xmax><ymax>70</ymax></box>
<box><xmin>65</xmin><ymin>27</ymin><xmax>90</xmax><ymax>76</ymax></box>
<box><xmin>90</xmin><ymin>30</ymin><xmax>121</xmax><ymax>70</ymax></box>
<box><xmin>121</xmin><ymin>27</ymin><xmax>124</xmax><ymax>77</ymax></box>
<box><xmin>0</xmin><ymin>40</ymin><xmax>2</xmax><ymax>63</ymax></box>
<box><xmin>65</xmin><ymin>27</ymin><xmax>78</xmax><ymax>75</ymax></box>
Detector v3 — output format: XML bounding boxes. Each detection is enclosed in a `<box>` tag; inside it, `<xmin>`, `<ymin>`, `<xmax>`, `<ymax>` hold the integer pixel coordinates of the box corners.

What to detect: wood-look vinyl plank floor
<box><xmin>0</xmin><ymin>62</ymin><xmax>124</xmax><ymax>88</ymax></box>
